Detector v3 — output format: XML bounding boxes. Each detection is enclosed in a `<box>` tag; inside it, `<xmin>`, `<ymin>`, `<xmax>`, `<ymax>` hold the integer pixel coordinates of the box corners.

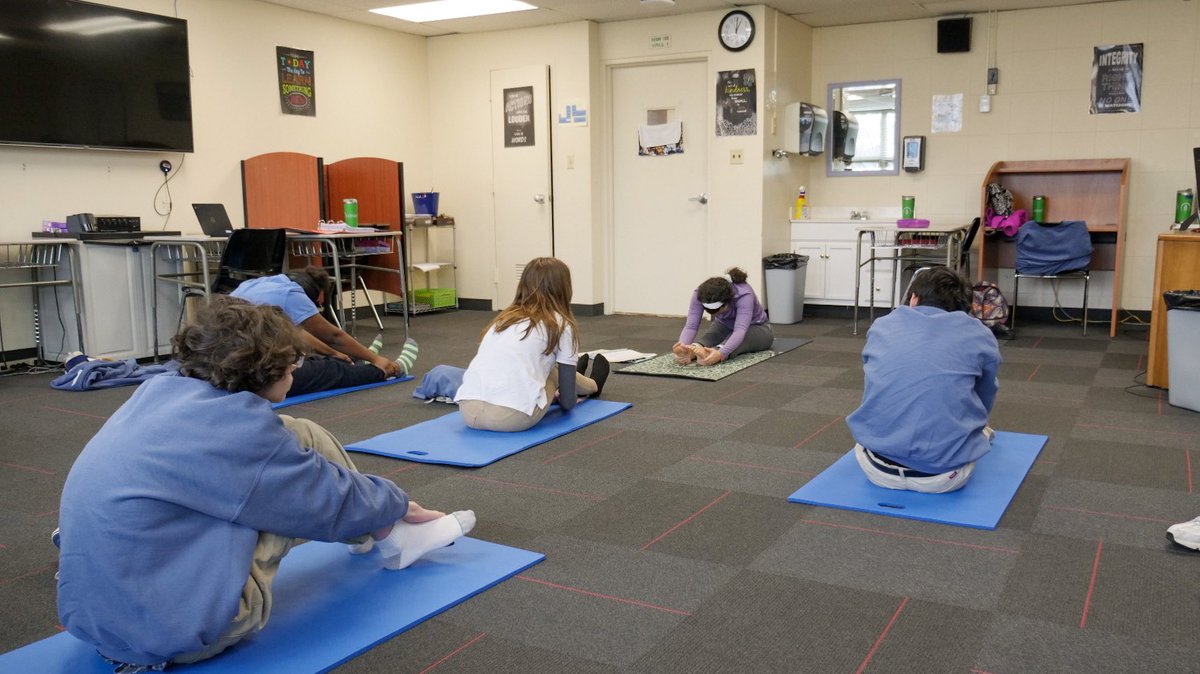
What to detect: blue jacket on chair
<box><xmin>1015</xmin><ymin>220</ymin><xmax>1093</xmax><ymax>275</ymax></box>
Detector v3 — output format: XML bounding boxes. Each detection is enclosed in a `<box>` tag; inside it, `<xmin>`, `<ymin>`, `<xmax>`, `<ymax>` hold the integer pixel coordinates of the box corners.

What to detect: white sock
<box><xmin>347</xmin><ymin>538</ymin><xmax>374</xmax><ymax>554</ymax></box>
<box><xmin>376</xmin><ymin>510</ymin><xmax>475</xmax><ymax>570</ymax></box>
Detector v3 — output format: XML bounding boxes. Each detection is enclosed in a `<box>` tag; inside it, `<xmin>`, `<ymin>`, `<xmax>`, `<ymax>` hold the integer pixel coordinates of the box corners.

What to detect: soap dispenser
<box><xmin>793</xmin><ymin>187</ymin><xmax>807</xmax><ymax>220</ymax></box>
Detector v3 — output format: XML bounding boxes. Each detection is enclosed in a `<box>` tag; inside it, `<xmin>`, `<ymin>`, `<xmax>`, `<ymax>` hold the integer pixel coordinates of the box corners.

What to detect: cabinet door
<box><xmin>792</xmin><ymin>242</ymin><xmax>825</xmax><ymax>299</ymax></box>
<box><xmin>824</xmin><ymin>241</ymin><xmax>858</xmax><ymax>302</ymax></box>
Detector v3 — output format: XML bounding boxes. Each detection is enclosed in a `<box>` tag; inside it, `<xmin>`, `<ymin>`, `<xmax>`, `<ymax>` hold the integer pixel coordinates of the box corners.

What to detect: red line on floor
<box><xmin>37</xmin><ymin>508</ymin><xmax>59</xmax><ymax>518</ymax></box>
<box><xmin>542</xmin><ymin>430</ymin><xmax>625</xmax><ymax>465</ymax></box>
<box><xmin>1158</xmin><ymin>391</ymin><xmax>1164</xmax><ymax>416</ymax></box>
<box><xmin>0</xmin><ymin>564</ymin><xmax>56</xmax><ymax>587</ymax></box>
<box><xmin>801</xmin><ymin>519</ymin><xmax>1019</xmax><ymax>554</ymax></box>
<box><xmin>686</xmin><ymin>456</ymin><xmax>815</xmax><ymax>476</ymax></box>
<box><xmin>41</xmin><ymin>406</ymin><xmax>108</xmax><ymax>421</ymax></box>
<box><xmin>854</xmin><ymin>595</ymin><xmax>909</xmax><ymax>674</ymax></box>
<box><xmin>1187</xmin><ymin>449</ymin><xmax>1194</xmax><ymax>494</ymax></box>
<box><xmin>460</xmin><ymin>475</ymin><xmax>604</xmax><ymax>501</ymax></box>
<box><xmin>380</xmin><ymin>463</ymin><xmax>421</xmax><ymax>478</ymax></box>
<box><xmin>1035</xmin><ymin>459</ymin><xmax>1058</xmax><ymax>465</ymax></box>
<box><xmin>1031</xmin><ymin>336</ymin><xmax>1044</xmax><ymax>349</ymax></box>
<box><xmin>631</xmin><ymin>413</ymin><xmax>740</xmax><ymax>427</ymax></box>
<box><xmin>0</xmin><ymin>544</ymin><xmax>7</xmax><ymax>550</ymax></box>
<box><xmin>1080</xmin><ymin>540</ymin><xmax>1104</xmax><ymax>629</ymax></box>
<box><xmin>1136</xmin><ymin>353</ymin><xmax>1144</xmax><ymax>372</ymax></box>
<box><xmin>418</xmin><ymin>631</ymin><xmax>487</xmax><ymax>674</ymax></box>
<box><xmin>642</xmin><ymin>490</ymin><xmax>732</xmax><ymax>551</ymax></box>
<box><xmin>971</xmin><ymin>669</ymin><xmax>996</xmax><ymax>674</ymax></box>
<box><xmin>1077</xmin><ymin>422</ymin><xmax>1200</xmax><ymax>439</ymax></box>
<box><xmin>1026</xmin><ymin>363</ymin><xmax>1042</xmax><ymax>382</ymax></box>
<box><xmin>1045</xmin><ymin>505</ymin><xmax>1174</xmax><ymax>524</ymax></box>
<box><xmin>794</xmin><ymin>415</ymin><xmax>844</xmax><ymax>449</ymax></box>
<box><xmin>711</xmin><ymin>382</ymin><xmax>762</xmax><ymax>405</ymax></box>
<box><xmin>0</xmin><ymin>461</ymin><xmax>55</xmax><ymax>476</ymax></box>
<box><xmin>517</xmin><ymin>575</ymin><xmax>691</xmax><ymax>616</ymax></box>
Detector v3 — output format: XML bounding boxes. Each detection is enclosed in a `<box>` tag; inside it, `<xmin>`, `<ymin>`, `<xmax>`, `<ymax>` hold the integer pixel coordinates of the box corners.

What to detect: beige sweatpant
<box><xmin>459</xmin><ymin>365</ymin><xmax>598</xmax><ymax>433</ymax></box>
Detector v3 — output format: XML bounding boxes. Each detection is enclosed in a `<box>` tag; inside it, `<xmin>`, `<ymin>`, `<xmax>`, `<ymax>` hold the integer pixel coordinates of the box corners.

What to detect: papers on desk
<box><xmin>582</xmin><ymin>348</ymin><xmax>656</xmax><ymax>363</ymax></box>
<box><xmin>318</xmin><ymin>222</ymin><xmax>378</xmax><ymax>232</ymax></box>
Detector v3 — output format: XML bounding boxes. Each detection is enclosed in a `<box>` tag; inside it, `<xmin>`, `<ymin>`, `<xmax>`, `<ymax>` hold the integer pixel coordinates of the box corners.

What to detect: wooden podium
<box><xmin>1147</xmin><ymin>232</ymin><xmax>1200</xmax><ymax>388</ymax></box>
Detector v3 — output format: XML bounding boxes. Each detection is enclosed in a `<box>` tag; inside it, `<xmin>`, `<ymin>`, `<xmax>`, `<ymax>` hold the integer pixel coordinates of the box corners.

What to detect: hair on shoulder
<box><xmin>908</xmin><ymin>265</ymin><xmax>972</xmax><ymax>312</ymax></box>
<box><xmin>486</xmin><ymin>257</ymin><xmax>578</xmax><ymax>355</ymax></box>
<box><xmin>173</xmin><ymin>295</ymin><xmax>308</xmax><ymax>394</ymax></box>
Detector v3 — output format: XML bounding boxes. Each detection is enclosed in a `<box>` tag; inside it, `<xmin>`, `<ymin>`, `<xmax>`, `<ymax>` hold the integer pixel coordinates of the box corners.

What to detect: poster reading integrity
<box><xmin>504</xmin><ymin>86</ymin><xmax>535</xmax><ymax>147</ymax></box>
<box><xmin>277</xmin><ymin>46</ymin><xmax>315</xmax><ymax>116</ymax></box>
<box><xmin>1090</xmin><ymin>43</ymin><xmax>1142</xmax><ymax>114</ymax></box>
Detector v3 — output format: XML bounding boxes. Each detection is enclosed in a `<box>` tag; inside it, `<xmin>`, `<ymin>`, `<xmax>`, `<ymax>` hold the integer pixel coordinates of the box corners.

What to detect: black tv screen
<box><xmin>0</xmin><ymin>0</ymin><xmax>193</xmax><ymax>152</ymax></box>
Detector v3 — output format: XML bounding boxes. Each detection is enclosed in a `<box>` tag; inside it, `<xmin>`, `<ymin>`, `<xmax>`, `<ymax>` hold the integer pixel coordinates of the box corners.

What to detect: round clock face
<box><xmin>718</xmin><ymin>10</ymin><xmax>754</xmax><ymax>52</ymax></box>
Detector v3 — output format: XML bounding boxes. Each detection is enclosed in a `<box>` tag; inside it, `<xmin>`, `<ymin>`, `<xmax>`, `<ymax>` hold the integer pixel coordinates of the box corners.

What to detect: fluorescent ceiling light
<box><xmin>46</xmin><ymin>16</ymin><xmax>167</xmax><ymax>36</ymax></box>
<box><xmin>371</xmin><ymin>0</ymin><xmax>537</xmax><ymax>23</ymax></box>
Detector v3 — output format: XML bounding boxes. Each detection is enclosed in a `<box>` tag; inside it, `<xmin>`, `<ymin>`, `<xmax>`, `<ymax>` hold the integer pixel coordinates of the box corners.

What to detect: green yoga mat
<box><xmin>616</xmin><ymin>337</ymin><xmax>811</xmax><ymax>381</ymax></box>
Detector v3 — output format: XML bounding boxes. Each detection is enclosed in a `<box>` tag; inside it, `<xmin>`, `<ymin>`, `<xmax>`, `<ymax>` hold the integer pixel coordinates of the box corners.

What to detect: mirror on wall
<box><xmin>826</xmin><ymin>79</ymin><xmax>901</xmax><ymax>176</ymax></box>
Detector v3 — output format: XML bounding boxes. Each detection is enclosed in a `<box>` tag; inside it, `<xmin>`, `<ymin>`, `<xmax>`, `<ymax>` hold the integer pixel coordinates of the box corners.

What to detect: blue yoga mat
<box><xmin>272</xmin><ymin>375</ymin><xmax>413</xmax><ymax>409</ymax></box>
<box><xmin>347</xmin><ymin>399</ymin><xmax>632</xmax><ymax>467</ymax></box>
<box><xmin>0</xmin><ymin>537</ymin><xmax>543</xmax><ymax>674</ymax></box>
<box><xmin>787</xmin><ymin>431</ymin><xmax>1047</xmax><ymax>530</ymax></box>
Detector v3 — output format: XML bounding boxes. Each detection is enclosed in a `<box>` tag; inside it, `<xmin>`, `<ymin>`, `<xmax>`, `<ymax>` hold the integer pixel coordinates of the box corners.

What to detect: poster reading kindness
<box><xmin>277</xmin><ymin>46</ymin><xmax>316</xmax><ymax>116</ymax></box>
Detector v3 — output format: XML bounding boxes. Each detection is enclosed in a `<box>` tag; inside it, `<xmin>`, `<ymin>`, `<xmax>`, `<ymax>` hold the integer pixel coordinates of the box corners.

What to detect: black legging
<box><xmin>287</xmin><ymin>356</ymin><xmax>386</xmax><ymax>396</ymax></box>
<box><xmin>695</xmin><ymin>322</ymin><xmax>774</xmax><ymax>358</ymax></box>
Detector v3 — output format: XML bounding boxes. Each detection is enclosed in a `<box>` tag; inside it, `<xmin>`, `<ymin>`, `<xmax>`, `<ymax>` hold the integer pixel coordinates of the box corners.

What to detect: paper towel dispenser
<box><xmin>832</xmin><ymin>110</ymin><xmax>859</xmax><ymax>163</ymax></box>
<box><xmin>782</xmin><ymin>102</ymin><xmax>828</xmax><ymax>156</ymax></box>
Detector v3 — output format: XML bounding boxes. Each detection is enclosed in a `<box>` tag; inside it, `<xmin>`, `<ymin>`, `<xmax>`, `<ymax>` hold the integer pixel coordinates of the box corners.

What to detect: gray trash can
<box><xmin>1165</xmin><ymin>290</ymin><xmax>1200</xmax><ymax>412</ymax></box>
<box><xmin>763</xmin><ymin>253</ymin><xmax>808</xmax><ymax>324</ymax></box>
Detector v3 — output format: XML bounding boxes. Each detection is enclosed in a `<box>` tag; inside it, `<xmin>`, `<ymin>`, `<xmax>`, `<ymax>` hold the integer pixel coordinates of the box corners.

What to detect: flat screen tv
<box><xmin>0</xmin><ymin>0</ymin><xmax>193</xmax><ymax>152</ymax></box>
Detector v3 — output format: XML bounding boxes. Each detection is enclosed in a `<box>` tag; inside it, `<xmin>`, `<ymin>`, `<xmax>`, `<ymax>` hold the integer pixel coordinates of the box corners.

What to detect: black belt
<box><xmin>863</xmin><ymin>449</ymin><xmax>939</xmax><ymax>478</ymax></box>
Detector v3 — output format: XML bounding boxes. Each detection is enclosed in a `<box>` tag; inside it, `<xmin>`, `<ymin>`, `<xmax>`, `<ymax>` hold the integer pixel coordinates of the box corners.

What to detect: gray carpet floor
<box><xmin>2</xmin><ymin>309</ymin><xmax>1198</xmax><ymax>673</ymax></box>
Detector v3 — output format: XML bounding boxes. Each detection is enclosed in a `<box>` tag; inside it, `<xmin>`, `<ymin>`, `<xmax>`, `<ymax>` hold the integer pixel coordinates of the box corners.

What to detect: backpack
<box><xmin>971</xmin><ymin>282</ymin><xmax>1009</xmax><ymax>328</ymax></box>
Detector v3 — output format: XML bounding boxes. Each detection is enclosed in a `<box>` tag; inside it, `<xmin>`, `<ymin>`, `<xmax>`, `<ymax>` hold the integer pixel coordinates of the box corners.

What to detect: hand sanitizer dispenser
<box><xmin>783</xmin><ymin>102</ymin><xmax>828</xmax><ymax>156</ymax></box>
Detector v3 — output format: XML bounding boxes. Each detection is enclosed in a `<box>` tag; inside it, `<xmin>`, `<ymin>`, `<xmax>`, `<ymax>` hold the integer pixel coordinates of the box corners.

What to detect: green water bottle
<box><xmin>343</xmin><ymin>198</ymin><xmax>359</xmax><ymax>227</ymax></box>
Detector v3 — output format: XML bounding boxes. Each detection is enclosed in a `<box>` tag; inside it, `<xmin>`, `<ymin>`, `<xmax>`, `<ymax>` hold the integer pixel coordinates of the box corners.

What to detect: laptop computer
<box><xmin>192</xmin><ymin>203</ymin><xmax>236</xmax><ymax>238</ymax></box>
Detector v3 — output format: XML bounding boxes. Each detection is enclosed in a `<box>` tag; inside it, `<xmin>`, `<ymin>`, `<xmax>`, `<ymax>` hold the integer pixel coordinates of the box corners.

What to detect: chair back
<box><xmin>958</xmin><ymin>217</ymin><xmax>981</xmax><ymax>274</ymax></box>
<box><xmin>212</xmin><ymin>229</ymin><xmax>288</xmax><ymax>294</ymax></box>
<box><xmin>1015</xmin><ymin>220</ymin><xmax>1092</xmax><ymax>276</ymax></box>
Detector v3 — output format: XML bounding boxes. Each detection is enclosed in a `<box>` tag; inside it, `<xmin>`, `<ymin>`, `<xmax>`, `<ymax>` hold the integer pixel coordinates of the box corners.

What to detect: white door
<box><xmin>491</xmin><ymin>65</ymin><xmax>553</xmax><ymax>306</ymax></box>
<box><xmin>611</xmin><ymin>60</ymin><xmax>709</xmax><ymax>315</ymax></box>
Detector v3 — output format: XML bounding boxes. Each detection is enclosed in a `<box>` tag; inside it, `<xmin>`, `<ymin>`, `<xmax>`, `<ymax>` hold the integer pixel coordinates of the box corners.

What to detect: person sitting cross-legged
<box><xmin>846</xmin><ymin>266</ymin><xmax>1001</xmax><ymax>494</ymax></box>
<box><xmin>56</xmin><ymin>296</ymin><xmax>473</xmax><ymax>671</ymax></box>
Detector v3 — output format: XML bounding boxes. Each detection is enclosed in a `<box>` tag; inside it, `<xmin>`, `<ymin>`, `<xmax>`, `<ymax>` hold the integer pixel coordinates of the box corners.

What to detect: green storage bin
<box><xmin>411</xmin><ymin>287</ymin><xmax>456</xmax><ymax>308</ymax></box>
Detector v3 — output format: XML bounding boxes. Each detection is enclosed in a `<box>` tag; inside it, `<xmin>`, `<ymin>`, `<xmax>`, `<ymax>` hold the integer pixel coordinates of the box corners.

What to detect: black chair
<box><xmin>956</xmin><ymin>217</ymin><xmax>981</xmax><ymax>275</ymax></box>
<box><xmin>211</xmin><ymin>228</ymin><xmax>288</xmax><ymax>295</ymax></box>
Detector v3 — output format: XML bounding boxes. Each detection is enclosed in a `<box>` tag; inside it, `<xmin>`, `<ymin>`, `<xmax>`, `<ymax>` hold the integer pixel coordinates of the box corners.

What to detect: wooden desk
<box><xmin>1147</xmin><ymin>233</ymin><xmax>1200</xmax><ymax>388</ymax></box>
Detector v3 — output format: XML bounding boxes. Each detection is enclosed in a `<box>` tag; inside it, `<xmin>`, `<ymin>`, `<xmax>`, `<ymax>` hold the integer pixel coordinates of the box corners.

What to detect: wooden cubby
<box><xmin>977</xmin><ymin>158</ymin><xmax>1130</xmax><ymax>337</ymax></box>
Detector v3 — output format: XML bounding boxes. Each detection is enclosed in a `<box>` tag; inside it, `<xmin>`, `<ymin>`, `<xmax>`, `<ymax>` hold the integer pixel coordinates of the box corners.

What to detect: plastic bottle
<box><xmin>793</xmin><ymin>186</ymin><xmax>807</xmax><ymax>220</ymax></box>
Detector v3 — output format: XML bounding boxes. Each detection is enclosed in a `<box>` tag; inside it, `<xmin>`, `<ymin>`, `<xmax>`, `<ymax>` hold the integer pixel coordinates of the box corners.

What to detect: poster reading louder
<box><xmin>504</xmin><ymin>86</ymin><xmax>535</xmax><ymax>147</ymax></box>
<box><xmin>277</xmin><ymin>46</ymin><xmax>316</xmax><ymax>116</ymax></box>
<box><xmin>1090</xmin><ymin>43</ymin><xmax>1142</xmax><ymax>114</ymax></box>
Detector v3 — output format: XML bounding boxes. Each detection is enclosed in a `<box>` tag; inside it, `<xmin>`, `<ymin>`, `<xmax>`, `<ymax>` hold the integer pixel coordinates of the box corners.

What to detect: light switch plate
<box><xmin>979</xmin><ymin>94</ymin><xmax>991</xmax><ymax>113</ymax></box>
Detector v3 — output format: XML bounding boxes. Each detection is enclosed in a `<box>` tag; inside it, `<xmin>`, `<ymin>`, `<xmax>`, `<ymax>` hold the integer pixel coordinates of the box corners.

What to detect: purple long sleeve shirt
<box><xmin>678</xmin><ymin>282</ymin><xmax>769</xmax><ymax>358</ymax></box>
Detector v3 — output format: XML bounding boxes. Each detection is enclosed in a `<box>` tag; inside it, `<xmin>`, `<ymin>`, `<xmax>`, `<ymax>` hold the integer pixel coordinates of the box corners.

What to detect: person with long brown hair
<box><xmin>454</xmin><ymin>257</ymin><xmax>608</xmax><ymax>432</ymax></box>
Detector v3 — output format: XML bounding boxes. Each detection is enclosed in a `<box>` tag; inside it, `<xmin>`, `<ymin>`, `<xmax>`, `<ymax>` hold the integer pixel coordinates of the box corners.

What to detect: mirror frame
<box><xmin>826</xmin><ymin>78</ymin><xmax>902</xmax><ymax>177</ymax></box>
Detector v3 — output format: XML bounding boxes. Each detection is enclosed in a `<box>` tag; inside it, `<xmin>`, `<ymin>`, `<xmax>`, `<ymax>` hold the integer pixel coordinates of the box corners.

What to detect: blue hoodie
<box><xmin>57</xmin><ymin>373</ymin><xmax>408</xmax><ymax>665</ymax></box>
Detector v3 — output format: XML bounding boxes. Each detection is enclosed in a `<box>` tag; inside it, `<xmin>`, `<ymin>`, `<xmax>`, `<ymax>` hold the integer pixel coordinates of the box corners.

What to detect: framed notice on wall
<box><xmin>277</xmin><ymin>46</ymin><xmax>315</xmax><ymax>116</ymax></box>
<box><xmin>1090</xmin><ymin>43</ymin><xmax>1142</xmax><ymax>114</ymax></box>
<box><xmin>504</xmin><ymin>86</ymin><xmax>535</xmax><ymax>147</ymax></box>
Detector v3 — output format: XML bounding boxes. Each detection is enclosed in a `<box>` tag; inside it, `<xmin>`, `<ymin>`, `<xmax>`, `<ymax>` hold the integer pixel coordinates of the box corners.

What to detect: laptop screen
<box><xmin>192</xmin><ymin>203</ymin><xmax>235</xmax><ymax>237</ymax></box>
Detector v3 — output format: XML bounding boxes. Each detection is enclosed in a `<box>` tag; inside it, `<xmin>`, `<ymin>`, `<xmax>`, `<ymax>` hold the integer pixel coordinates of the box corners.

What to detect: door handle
<box><xmin>688</xmin><ymin>193</ymin><xmax>709</xmax><ymax>205</ymax></box>
<box><xmin>533</xmin><ymin>194</ymin><xmax>547</xmax><ymax>204</ymax></box>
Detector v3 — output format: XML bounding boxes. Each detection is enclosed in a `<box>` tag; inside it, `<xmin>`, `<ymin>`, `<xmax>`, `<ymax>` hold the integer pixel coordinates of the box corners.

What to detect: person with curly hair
<box><xmin>673</xmin><ymin>266</ymin><xmax>773</xmax><ymax>366</ymax></box>
<box><xmin>56</xmin><ymin>296</ymin><xmax>473</xmax><ymax>670</ymax></box>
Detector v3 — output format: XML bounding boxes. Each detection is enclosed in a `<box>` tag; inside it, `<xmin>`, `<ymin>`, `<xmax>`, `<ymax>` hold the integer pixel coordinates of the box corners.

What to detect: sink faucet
<box><xmin>850</xmin><ymin>210</ymin><xmax>869</xmax><ymax>221</ymax></box>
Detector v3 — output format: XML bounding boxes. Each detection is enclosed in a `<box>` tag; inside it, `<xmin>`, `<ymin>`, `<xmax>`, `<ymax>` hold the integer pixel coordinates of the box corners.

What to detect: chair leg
<box><xmin>1010</xmin><ymin>275</ymin><xmax>1020</xmax><ymax>332</ymax></box>
<box><xmin>1081</xmin><ymin>274</ymin><xmax>1089</xmax><ymax>336</ymax></box>
<box><xmin>358</xmin><ymin>276</ymin><xmax>385</xmax><ymax>332</ymax></box>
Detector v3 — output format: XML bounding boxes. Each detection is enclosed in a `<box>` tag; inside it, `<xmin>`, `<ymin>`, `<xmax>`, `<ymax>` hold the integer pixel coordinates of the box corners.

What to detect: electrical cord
<box><xmin>154</xmin><ymin>153</ymin><xmax>186</xmax><ymax>228</ymax></box>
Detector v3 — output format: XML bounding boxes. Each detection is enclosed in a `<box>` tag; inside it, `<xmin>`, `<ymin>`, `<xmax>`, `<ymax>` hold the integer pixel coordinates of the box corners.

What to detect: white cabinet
<box><xmin>790</xmin><ymin>221</ymin><xmax>894</xmax><ymax>306</ymax></box>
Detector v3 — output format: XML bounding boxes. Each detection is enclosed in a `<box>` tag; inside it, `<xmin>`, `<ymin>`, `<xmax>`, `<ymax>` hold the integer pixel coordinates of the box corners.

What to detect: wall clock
<box><xmin>718</xmin><ymin>10</ymin><xmax>755</xmax><ymax>52</ymax></box>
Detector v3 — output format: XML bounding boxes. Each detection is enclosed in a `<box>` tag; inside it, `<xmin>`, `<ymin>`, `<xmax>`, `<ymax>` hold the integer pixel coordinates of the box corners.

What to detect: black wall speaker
<box><xmin>937</xmin><ymin>17</ymin><xmax>971</xmax><ymax>53</ymax></box>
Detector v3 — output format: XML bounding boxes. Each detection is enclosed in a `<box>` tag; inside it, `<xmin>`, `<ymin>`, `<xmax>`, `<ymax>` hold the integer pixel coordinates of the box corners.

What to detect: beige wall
<box><xmin>762</xmin><ymin>11</ymin><xmax>815</xmax><ymax>258</ymax></box>
<box><xmin>809</xmin><ymin>0</ymin><xmax>1199</xmax><ymax>312</ymax></box>
<box><xmin>0</xmin><ymin>0</ymin><xmax>430</xmax><ymax>349</ymax></box>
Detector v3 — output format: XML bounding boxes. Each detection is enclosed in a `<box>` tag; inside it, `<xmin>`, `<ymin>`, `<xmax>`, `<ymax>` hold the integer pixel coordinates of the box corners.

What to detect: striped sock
<box><xmin>395</xmin><ymin>338</ymin><xmax>419</xmax><ymax>374</ymax></box>
<box><xmin>368</xmin><ymin>333</ymin><xmax>384</xmax><ymax>355</ymax></box>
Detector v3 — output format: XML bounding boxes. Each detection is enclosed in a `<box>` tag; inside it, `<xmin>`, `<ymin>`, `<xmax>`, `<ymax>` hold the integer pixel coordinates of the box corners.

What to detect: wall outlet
<box><xmin>729</xmin><ymin>149</ymin><xmax>744</xmax><ymax>165</ymax></box>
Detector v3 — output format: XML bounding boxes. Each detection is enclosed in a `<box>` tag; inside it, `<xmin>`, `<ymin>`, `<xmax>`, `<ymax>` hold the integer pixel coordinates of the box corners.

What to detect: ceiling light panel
<box><xmin>371</xmin><ymin>0</ymin><xmax>537</xmax><ymax>23</ymax></box>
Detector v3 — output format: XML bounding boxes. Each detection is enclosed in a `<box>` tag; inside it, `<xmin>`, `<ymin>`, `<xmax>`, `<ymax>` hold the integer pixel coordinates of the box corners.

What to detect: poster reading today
<box><xmin>1090</xmin><ymin>43</ymin><xmax>1142</xmax><ymax>114</ymax></box>
<box><xmin>277</xmin><ymin>46</ymin><xmax>316</xmax><ymax>116</ymax></box>
<box><xmin>504</xmin><ymin>86</ymin><xmax>535</xmax><ymax>147</ymax></box>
